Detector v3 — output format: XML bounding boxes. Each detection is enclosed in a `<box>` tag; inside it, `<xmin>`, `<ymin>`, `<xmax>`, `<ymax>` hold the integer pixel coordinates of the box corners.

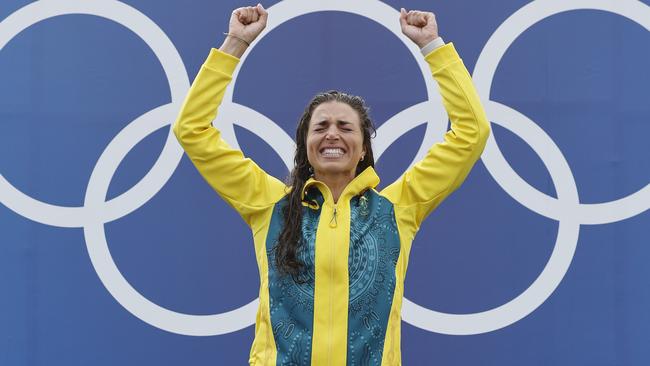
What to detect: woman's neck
<box><xmin>314</xmin><ymin>171</ymin><xmax>355</xmax><ymax>204</ymax></box>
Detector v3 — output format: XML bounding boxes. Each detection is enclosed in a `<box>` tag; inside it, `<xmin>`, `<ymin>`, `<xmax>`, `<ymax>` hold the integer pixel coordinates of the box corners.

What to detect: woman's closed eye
<box><xmin>314</xmin><ymin>128</ymin><xmax>352</xmax><ymax>132</ymax></box>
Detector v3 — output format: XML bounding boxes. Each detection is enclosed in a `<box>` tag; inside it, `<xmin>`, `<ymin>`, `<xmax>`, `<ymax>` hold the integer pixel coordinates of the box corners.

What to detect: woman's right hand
<box><xmin>220</xmin><ymin>4</ymin><xmax>268</xmax><ymax>58</ymax></box>
<box><xmin>399</xmin><ymin>8</ymin><xmax>439</xmax><ymax>49</ymax></box>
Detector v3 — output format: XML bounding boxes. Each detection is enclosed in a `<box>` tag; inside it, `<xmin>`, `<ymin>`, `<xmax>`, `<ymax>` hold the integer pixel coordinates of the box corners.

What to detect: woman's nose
<box><xmin>325</xmin><ymin>129</ymin><xmax>340</xmax><ymax>140</ymax></box>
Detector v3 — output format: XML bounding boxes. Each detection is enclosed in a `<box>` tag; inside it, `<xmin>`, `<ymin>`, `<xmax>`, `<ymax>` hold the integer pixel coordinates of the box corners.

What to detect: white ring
<box><xmin>403</xmin><ymin>100</ymin><xmax>581</xmax><ymax>335</ymax></box>
<box><xmin>85</xmin><ymin>103</ymin><xmax>259</xmax><ymax>336</ymax></box>
<box><xmin>474</xmin><ymin>0</ymin><xmax>650</xmax><ymax>225</ymax></box>
<box><xmin>403</xmin><ymin>0</ymin><xmax>649</xmax><ymax>335</ymax></box>
<box><xmin>0</xmin><ymin>0</ymin><xmax>189</xmax><ymax>227</ymax></box>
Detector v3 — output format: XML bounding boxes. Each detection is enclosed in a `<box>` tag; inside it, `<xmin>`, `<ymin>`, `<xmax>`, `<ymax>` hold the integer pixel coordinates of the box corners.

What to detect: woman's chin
<box><xmin>314</xmin><ymin>163</ymin><xmax>355</xmax><ymax>176</ymax></box>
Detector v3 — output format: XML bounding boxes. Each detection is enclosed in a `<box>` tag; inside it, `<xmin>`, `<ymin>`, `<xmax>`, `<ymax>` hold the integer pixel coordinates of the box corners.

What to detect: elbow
<box><xmin>172</xmin><ymin>122</ymin><xmax>183</xmax><ymax>146</ymax></box>
<box><xmin>172</xmin><ymin>119</ymin><xmax>180</xmax><ymax>140</ymax></box>
<box><xmin>466</xmin><ymin>114</ymin><xmax>490</xmax><ymax>160</ymax></box>
<box><xmin>172</xmin><ymin>116</ymin><xmax>188</xmax><ymax>146</ymax></box>
<box><xmin>477</xmin><ymin>113</ymin><xmax>491</xmax><ymax>147</ymax></box>
<box><xmin>482</xmin><ymin>117</ymin><xmax>491</xmax><ymax>143</ymax></box>
<box><xmin>473</xmin><ymin>116</ymin><xmax>490</xmax><ymax>159</ymax></box>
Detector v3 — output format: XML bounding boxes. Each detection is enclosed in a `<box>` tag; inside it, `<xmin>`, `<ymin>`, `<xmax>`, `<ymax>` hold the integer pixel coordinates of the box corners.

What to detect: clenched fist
<box><xmin>228</xmin><ymin>4</ymin><xmax>268</xmax><ymax>44</ymax></box>
<box><xmin>399</xmin><ymin>8</ymin><xmax>439</xmax><ymax>48</ymax></box>
<box><xmin>220</xmin><ymin>4</ymin><xmax>268</xmax><ymax>58</ymax></box>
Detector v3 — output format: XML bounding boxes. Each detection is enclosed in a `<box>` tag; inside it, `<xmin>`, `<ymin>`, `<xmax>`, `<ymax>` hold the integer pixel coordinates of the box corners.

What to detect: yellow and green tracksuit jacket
<box><xmin>173</xmin><ymin>42</ymin><xmax>490</xmax><ymax>365</ymax></box>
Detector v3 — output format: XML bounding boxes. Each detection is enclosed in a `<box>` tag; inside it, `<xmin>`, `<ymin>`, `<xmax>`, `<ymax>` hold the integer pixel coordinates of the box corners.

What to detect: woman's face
<box><xmin>306</xmin><ymin>101</ymin><xmax>366</xmax><ymax>179</ymax></box>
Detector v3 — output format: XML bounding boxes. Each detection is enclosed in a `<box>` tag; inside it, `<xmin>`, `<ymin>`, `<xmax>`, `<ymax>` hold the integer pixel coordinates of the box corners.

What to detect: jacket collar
<box><xmin>301</xmin><ymin>166</ymin><xmax>380</xmax><ymax>206</ymax></box>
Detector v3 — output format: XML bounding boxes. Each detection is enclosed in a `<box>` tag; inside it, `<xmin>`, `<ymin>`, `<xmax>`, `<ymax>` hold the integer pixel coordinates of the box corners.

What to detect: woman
<box><xmin>173</xmin><ymin>4</ymin><xmax>490</xmax><ymax>365</ymax></box>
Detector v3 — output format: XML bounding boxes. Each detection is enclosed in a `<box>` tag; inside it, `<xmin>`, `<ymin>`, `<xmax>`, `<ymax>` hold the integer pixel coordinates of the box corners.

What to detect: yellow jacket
<box><xmin>173</xmin><ymin>42</ymin><xmax>490</xmax><ymax>365</ymax></box>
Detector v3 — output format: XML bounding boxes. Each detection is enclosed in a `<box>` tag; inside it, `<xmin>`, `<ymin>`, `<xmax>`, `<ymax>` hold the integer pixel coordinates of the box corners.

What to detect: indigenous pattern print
<box><xmin>266</xmin><ymin>198</ymin><xmax>317</xmax><ymax>366</ymax></box>
<box><xmin>346</xmin><ymin>191</ymin><xmax>400</xmax><ymax>365</ymax></box>
<box><xmin>266</xmin><ymin>189</ymin><xmax>400</xmax><ymax>366</ymax></box>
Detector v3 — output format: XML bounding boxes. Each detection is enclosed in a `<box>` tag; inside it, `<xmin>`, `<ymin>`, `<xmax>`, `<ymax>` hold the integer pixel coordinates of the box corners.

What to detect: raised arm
<box><xmin>380</xmin><ymin>9</ymin><xmax>491</xmax><ymax>229</ymax></box>
<box><xmin>172</xmin><ymin>4</ymin><xmax>285</xmax><ymax>227</ymax></box>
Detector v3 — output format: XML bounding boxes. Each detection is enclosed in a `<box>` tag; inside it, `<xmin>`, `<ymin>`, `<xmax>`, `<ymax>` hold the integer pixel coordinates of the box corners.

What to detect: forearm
<box><xmin>426</xmin><ymin>43</ymin><xmax>490</xmax><ymax>152</ymax></box>
<box><xmin>172</xmin><ymin>48</ymin><xmax>239</xmax><ymax>144</ymax></box>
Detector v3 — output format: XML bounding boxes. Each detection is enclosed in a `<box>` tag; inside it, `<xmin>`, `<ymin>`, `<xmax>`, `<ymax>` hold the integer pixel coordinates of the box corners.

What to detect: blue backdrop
<box><xmin>1</xmin><ymin>0</ymin><xmax>649</xmax><ymax>365</ymax></box>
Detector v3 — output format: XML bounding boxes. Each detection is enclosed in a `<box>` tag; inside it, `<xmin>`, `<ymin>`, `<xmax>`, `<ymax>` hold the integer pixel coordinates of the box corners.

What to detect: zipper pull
<box><xmin>329</xmin><ymin>206</ymin><xmax>338</xmax><ymax>228</ymax></box>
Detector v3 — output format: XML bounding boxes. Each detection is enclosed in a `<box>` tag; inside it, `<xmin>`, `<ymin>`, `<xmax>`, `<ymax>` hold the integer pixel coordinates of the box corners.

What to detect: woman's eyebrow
<box><xmin>313</xmin><ymin>119</ymin><xmax>353</xmax><ymax>126</ymax></box>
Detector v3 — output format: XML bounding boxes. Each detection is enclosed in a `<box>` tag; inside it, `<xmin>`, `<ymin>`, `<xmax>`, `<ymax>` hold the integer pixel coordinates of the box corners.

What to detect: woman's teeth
<box><xmin>322</xmin><ymin>148</ymin><xmax>344</xmax><ymax>157</ymax></box>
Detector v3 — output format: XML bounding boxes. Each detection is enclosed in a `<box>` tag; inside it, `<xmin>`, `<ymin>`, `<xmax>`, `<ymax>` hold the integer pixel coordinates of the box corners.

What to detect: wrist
<box><xmin>416</xmin><ymin>35</ymin><xmax>439</xmax><ymax>49</ymax></box>
<box><xmin>420</xmin><ymin>36</ymin><xmax>445</xmax><ymax>55</ymax></box>
<box><xmin>219</xmin><ymin>36</ymin><xmax>248</xmax><ymax>58</ymax></box>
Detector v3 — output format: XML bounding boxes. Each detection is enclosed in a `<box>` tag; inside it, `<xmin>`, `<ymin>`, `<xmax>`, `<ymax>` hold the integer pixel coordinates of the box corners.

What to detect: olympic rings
<box><xmin>1</xmin><ymin>0</ymin><xmax>648</xmax><ymax>336</ymax></box>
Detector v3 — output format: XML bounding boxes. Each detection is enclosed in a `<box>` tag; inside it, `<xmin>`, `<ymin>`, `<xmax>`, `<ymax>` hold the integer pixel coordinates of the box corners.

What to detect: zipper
<box><xmin>328</xmin><ymin>203</ymin><xmax>337</xmax><ymax>365</ymax></box>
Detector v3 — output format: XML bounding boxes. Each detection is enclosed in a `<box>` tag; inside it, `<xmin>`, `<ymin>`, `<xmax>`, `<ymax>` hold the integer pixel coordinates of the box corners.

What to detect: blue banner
<box><xmin>1</xmin><ymin>0</ymin><xmax>649</xmax><ymax>364</ymax></box>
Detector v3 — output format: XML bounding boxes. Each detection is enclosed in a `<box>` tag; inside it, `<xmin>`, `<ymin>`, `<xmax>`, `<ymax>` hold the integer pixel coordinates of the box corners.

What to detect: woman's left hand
<box><xmin>399</xmin><ymin>8</ymin><xmax>439</xmax><ymax>48</ymax></box>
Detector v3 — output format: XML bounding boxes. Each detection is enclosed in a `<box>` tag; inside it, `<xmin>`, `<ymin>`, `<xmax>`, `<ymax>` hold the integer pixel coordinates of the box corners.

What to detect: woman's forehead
<box><xmin>311</xmin><ymin>101</ymin><xmax>360</xmax><ymax>123</ymax></box>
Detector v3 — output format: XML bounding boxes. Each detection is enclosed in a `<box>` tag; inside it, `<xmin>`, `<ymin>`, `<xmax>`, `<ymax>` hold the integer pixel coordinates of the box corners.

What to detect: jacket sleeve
<box><xmin>380</xmin><ymin>42</ymin><xmax>491</xmax><ymax>230</ymax></box>
<box><xmin>172</xmin><ymin>48</ymin><xmax>286</xmax><ymax>228</ymax></box>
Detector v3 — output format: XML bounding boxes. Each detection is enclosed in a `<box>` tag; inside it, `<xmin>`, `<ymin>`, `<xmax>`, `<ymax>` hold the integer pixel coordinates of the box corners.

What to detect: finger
<box><xmin>257</xmin><ymin>3</ymin><xmax>268</xmax><ymax>21</ymax></box>
<box><xmin>399</xmin><ymin>8</ymin><xmax>408</xmax><ymax>27</ymax></box>
<box><xmin>413</xmin><ymin>11</ymin><xmax>426</xmax><ymax>26</ymax></box>
<box><xmin>235</xmin><ymin>8</ymin><xmax>248</xmax><ymax>23</ymax></box>
<box><xmin>407</xmin><ymin>11</ymin><xmax>417</xmax><ymax>25</ymax></box>
<box><xmin>409</xmin><ymin>11</ymin><xmax>423</xmax><ymax>25</ymax></box>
